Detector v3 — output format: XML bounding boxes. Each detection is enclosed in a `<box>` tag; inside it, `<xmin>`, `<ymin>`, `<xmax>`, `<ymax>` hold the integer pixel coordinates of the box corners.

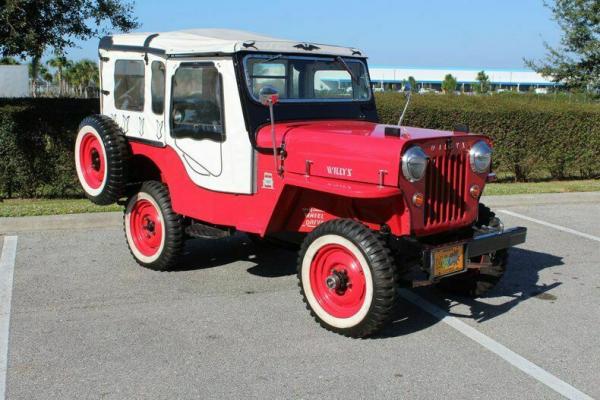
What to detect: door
<box><xmin>167</xmin><ymin>61</ymin><xmax>225</xmax><ymax>179</ymax></box>
<box><xmin>162</xmin><ymin>58</ymin><xmax>254</xmax><ymax>194</ymax></box>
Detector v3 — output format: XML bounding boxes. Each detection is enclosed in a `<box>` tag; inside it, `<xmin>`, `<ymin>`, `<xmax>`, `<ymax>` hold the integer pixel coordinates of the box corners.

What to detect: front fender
<box><xmin>284</xmin><ymin>173</ymin><xmax>401</xmax><ymax>199</ymax></box>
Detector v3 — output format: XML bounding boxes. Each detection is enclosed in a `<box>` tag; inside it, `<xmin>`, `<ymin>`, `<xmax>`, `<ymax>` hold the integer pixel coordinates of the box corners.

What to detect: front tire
<box><xmin>298</xmin><ymin>219</ymin><xmax>397</xmax><ymax>338</ymax></box>
<box><xmin>124</xmin><ymin>181</ymin><xmax>183</xmax><ymax>271</ymax></box>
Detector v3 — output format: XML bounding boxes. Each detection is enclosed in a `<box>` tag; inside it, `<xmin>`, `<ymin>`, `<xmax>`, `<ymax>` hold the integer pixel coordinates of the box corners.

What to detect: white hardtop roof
<box><xmin>101</xmin><ymin>29</ymin><xmax>365</xmax><ymax>57</ymax></box>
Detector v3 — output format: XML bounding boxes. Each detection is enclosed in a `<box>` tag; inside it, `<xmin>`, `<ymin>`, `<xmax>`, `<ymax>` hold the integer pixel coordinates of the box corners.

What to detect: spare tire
<box><xmin>75</xmin><ymin>115</ymin><xmax>130</xmax><ymax>205</ymax></box>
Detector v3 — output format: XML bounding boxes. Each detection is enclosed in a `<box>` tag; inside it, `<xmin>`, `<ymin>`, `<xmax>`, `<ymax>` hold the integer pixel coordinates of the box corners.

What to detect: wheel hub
<box><xmin>91</xmin><ymin>149</ymin><xmax>101</xmax><ymax>171</ymax></box>
<box><xmin>325</xmin><ymin>270</ymin><xmax>349</xmax><ymax>292</ymax></box>
<box><xmin>143</xmin><ymin>218</ymin><xmax>156</xmax><ymax>233</ymax></box>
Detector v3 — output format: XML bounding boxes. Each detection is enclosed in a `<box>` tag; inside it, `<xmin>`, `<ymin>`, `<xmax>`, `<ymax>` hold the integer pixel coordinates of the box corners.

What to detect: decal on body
<box><xmin>326</xmin><ymin>166</ymin><xmax>352</xmax><ymax>177</ymax></box>
<box><xmin>301</xmin><ymin>207</ymin><xmax>326</xmax><ymax>229</ymax></box>
<box><xmin>262</xmin><ymin>172</ymin><xmax>274</xmax><ymax>190</ymax></box>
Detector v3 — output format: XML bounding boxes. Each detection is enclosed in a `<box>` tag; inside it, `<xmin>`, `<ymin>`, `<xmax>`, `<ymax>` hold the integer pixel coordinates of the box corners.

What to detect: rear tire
<box><xmin>124</xmin><ymin>181</ymin><xmax>183</xmax><ymax>271</ymax></box>
<box><xmin>437</xmin><ymin>204</ymin><xmax>508</xmax><ymax>297</ymax></box>
<box><xmin>298</xmin><ymin>219</ymin><xmax>397</xmax><ymax>338</ymax></box>
<box><xmin>75</xmin><ymin>115</ymin><xmax>129</xmax><ymax>205</ymax></box>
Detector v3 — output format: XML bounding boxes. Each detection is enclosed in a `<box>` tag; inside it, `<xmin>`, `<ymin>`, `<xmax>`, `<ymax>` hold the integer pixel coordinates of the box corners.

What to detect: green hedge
<box><xmin>0</xmin><ymin>95</ymin><xmax>599</xmax><ymax>199</ymax></box>
<box><xmin>376</xmin><ymin>93</ymin><xmax>600</xmax><ymax>181</ymax></box>
<box><xmin>0</xmin><ymin>99</ymin><xmax>99</xmax><ymax>198</ymax></box>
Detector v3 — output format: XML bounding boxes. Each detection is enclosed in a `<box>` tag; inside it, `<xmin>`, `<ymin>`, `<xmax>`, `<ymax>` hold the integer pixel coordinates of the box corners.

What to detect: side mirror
<box><xmin>259</xmin><ymin>85</ymin><xmax>280</xmax><ymax>106</ymax></box>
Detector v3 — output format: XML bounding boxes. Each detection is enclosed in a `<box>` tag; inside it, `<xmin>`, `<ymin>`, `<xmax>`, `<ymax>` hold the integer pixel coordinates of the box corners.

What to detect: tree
<box><xmin>47</xmin><ymin>54</ymin><xmax>72</xmax><ymax>96</ymax></box>
<box><xmin>473</xmin><ymin>70</ymin><xmax>491</xmax><ymax>93</ymax></box>
<box><xmin>65</xmin><ymin>60</ymin><xmax>99</xmax><ymax>97</ymax></box>
<box><xmin>525</xmin><ymin>0</ymin><xmax>600</xmax><ymax>90</ymax></box>
<box><xmin>0</xmin><ymin>56</ymin><xmax>20</xmax><ymax>65</ymax></box>
<box><xmin>441</xmin><ymin>74</ymin><xmax>458</xmax><ymax>94</ymax></box>
<box><xmin>0</xmin><ymin>1</ymin><xmax>139</xmax><ymax>61</ymax></box>
<box><xmin>408</xmin><ymin>76</ymin><xmax>418</xmax><ymax>92</ymax></box>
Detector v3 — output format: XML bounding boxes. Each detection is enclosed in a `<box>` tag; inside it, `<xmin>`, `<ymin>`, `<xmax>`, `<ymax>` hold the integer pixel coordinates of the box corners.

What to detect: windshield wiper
<box><xmin>335</xmin><ymin>56</ymin><xmax>360</xmax><ymax>86</ymax></box>
<box><xmin>264</xmin><ymin>54</ymin><xmax>283</xmax><ymax>63</ymax></box>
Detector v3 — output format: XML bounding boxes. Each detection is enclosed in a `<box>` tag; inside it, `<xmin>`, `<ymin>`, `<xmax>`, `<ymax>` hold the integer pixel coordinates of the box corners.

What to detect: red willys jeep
<box><xmin>75</xmin><ymin>29</ymin><xmax>526</xmax><ymax>337</ymax></box>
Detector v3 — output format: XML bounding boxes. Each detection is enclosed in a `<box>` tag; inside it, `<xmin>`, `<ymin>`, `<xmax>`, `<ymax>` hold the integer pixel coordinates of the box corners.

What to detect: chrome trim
<box><xmin>469</xmin><ymin>140</ymin><xmax>492</xmax><ymax>173</ymax></box>
<box><xmin>401</xmin><ymin>145</ymin><xmax>428</xmax><ymax>182</ymax></box>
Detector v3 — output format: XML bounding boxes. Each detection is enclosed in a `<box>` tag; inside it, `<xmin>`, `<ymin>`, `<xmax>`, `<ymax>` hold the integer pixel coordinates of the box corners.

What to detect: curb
<box><xmin>0</xmin><ymin>212</ymin><xmax>121</xmax><ymax>234</ymax></box>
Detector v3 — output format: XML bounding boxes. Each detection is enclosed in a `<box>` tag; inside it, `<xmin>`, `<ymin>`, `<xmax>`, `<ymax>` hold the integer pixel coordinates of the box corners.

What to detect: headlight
<box><xmin>402</xmin><ymin>146</ymin><xmax>428</xmax><ymax>182</ymax></box>
<box><xmin>469</xmin><ymin>141</ymin><xmax>492</xmax><ymax>173</ymax></box>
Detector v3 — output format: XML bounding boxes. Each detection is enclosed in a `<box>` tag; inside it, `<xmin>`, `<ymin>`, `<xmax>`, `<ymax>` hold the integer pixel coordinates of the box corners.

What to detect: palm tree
<box><xmin>28</xmin><ymin>56</ymin><xmax>42</xmax><ymax>97</ymax></box>
<box><xmin>65</xmin><ymin>60</ymin><xmax>99</xmax><ymax>97</ymax></box>
<box><xmin>47</xmin><ymin>54</ymin><xmax>71</xmax><ymax>96</ymax></box>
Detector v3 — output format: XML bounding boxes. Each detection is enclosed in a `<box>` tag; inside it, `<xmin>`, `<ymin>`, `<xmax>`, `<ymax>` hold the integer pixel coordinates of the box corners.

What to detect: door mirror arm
<box><xmin>259</xmin><ymin>86</ymin><xmax>282</xmax><ymax>175</ymax></box>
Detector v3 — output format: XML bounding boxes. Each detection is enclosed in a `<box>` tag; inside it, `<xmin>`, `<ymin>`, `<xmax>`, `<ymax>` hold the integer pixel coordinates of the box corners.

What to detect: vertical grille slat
<box><xmin>423</xmin><ymin>146</ymin><xmax>469</xmax><ymax>229</ymax></box>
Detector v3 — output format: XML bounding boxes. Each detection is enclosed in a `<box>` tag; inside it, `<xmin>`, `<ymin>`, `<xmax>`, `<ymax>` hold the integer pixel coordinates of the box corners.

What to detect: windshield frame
<box><xmin>242</xmin><ymin>53</ymin><xmax>373</xmax><ymax>104</ymax></box>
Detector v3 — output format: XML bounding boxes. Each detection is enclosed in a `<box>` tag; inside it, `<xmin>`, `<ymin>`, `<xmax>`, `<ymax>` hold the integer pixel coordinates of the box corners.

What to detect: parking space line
<box><xmin>498</xmin><ymin>209</ymin><xmax>600</xmax><ymax>243</ymax></box>
<box><xmin>0</xmin><ymin>236</ymin><xmax>17</xmax><ymax>400</ymax></box>
<box><xmin>398</xmin><ymin>289</ymin><xmax>594</xmax><ymax>400</ymax></box>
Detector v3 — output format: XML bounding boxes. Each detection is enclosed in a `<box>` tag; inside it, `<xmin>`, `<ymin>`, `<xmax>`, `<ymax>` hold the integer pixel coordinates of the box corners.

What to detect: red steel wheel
<box><xmin>309</xmin><ymin>243</ymin><xmax>367</xmax><ymax>319</ymax></box>
<box><xmin>125</xmin><ymin>192</ymin><xmax>166</xmax><ymax>264</ymax></box>
<box><xmin>124</xmin><ymin>181</ymin><xmax>183</xmax><ymax>271</ymax></box>
<box><xmin>298</xmin><ymin>219</ymin><xmax>397</xmax><ymax>338</ymax></box>
<box><xmin>78</xmin><ymin>132</ymin><xmax>106</xmax><ymax>190</ymax></box>
<box><xmin>129</xmin><ymin>198</ymin><xmax>164</xmax><ymax>258</ymax></box>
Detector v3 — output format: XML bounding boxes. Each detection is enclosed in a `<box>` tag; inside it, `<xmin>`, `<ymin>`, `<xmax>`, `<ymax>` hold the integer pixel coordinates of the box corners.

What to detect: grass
<box><xmin>484</xmin><ymin>179</ymin><xmax>600</xmax><ymax>196</ymax></box>
<box><xmin>0</xmin><ymin>179</ymin><xmax>598</xmax><ymax>217</ymax></box>
<box><xmin>0</xmin><ymin>198</ymin><xmax>121</xmax><ymax>217</ymax></box>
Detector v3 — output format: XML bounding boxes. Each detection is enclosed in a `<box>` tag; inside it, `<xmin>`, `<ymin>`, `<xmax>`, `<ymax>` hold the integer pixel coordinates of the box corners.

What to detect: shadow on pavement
<box><xmin>172</xmin><ymin>233</ymin><xmax>297</xmax><ymax>275</ymax></box>
<box><xmin>435</xmin><ymin>247</ymin><xmax>564</xmax><ymax>323</ymax></box>
<box><xmin>172</xmin><ymin>235</ymin><xmax>564</xmax><ymax>337</ymax></box>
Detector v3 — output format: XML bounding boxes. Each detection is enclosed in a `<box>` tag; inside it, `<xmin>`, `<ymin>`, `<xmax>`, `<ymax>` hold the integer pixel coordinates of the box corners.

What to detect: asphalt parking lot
<box><xmin>1</xmin><ymin>192</ymin><xmax>599</xmax><ymax>399</ymax></box>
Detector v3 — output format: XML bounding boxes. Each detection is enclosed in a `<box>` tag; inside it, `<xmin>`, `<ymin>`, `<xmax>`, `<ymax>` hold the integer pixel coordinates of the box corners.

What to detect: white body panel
<box><xmin>100</xmin><ymin>51</ymin><xmax>150</xmax><ymax>144</ymax></box>
<box><xmin>105</xmin><ymin>29</ymin><xmax>363</xmax><ymax>58</ymax></box>
<box><xmin>100</xmin><ymin>50</ymin><xmax>255</xmax><ymax>195</ymax></box>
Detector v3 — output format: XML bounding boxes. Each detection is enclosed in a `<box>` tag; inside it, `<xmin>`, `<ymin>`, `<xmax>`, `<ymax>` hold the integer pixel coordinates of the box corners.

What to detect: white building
<box><xmin>0</xmin><ymin>65</ymin><xmax>29</xmax><ymax>97</ymax></box>
<box><xmin>368</xmin><ymin>65</ymin><xmax>558</xmax><ymax>92</ymax></box>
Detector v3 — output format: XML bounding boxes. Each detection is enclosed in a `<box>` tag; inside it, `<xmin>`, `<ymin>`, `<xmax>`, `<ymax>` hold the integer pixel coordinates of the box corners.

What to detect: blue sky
<box><xmin>66</xmin><ymin>0</ymin><xmax>561</xmax><ymax>69</ymax></box>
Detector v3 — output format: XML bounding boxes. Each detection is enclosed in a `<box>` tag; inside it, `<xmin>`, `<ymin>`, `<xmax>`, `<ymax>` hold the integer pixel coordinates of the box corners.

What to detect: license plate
<box><xmin>431</xmin><ymin>244</ymin><xmax>465</xmax><ymax>278</ymax></box>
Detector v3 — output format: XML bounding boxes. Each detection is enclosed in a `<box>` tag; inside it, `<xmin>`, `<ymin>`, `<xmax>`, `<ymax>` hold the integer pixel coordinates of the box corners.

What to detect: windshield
<box><xmin>243</xmin><ymin>55</ymin><xmax>371</xmax><ymax>102</ymax></box>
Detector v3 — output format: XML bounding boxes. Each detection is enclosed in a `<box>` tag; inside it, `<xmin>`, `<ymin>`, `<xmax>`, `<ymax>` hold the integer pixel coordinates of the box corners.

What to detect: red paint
<box><xmin>79</xmin><ymin>132</ymin><xmax>105</xmax><ymax>189</ymax></box>
<box><xmin>129</xmin><ymin>119</ymin><xmax>490</xmax><ymax>238</ymax></box>
<box><xmin>129</xmin><ymin>198</ymin><xmax>163</xmax><ymax>256</ymax></box>
<box><xmin>309</xmin><ymin>243</ymin><xmax>366</xmax><ymax>318</ymax></box>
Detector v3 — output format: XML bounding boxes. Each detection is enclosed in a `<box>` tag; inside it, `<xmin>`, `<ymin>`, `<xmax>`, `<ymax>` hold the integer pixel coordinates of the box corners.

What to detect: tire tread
<box><xmin>297</xmin><ymin>219</ymin><xmax>397</xmax><ymax>338</ymax></box>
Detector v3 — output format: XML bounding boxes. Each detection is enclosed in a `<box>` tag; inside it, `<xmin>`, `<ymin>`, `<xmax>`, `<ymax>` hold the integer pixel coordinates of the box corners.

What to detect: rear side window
<box><xmin>151</xmin><ymin>61</ymin><xmax>165</xmax><ymax>114</ymax></box>
<box><xmin>114</xmin><ymin>60</ymin><xmax>144</xmax><ymax>111</ymax></box>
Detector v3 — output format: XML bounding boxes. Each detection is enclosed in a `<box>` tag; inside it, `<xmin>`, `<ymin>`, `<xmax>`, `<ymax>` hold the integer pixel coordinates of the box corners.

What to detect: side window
<box><xmin>151</xmin><ymin>61</ymin><xmax>165</xmax><ymax>114</ymax></box>
<box><xmin>171</xmin><ymin>64</ymin><xmax>224</xmax><ymax>140</ymax></box>
<box><xmin>114</xmin><ymin>60</ymin><xmax>144</xmax><ymax>111</ymax></box>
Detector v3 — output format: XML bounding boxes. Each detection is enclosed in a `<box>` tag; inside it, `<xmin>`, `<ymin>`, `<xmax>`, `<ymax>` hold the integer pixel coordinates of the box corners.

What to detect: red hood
<box><xmin>256</xmin><ymin>120</ymin><xmax>477</xmax><ymax>186</ymax></box>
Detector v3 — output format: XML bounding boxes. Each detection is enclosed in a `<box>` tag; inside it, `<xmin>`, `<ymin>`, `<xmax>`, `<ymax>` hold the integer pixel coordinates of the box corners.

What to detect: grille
<box><xmin>424</xmin><ymin>151</ymin><xmax>468</xmax><ymax>227</ymax></box>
